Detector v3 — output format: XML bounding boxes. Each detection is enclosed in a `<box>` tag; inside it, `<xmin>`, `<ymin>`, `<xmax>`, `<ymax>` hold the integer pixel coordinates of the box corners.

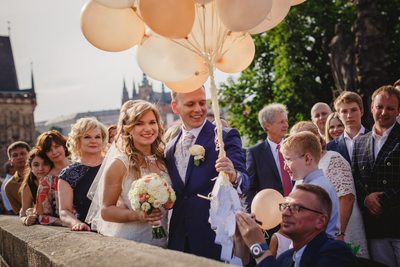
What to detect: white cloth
<box><xmin>86</xmin><ymin>143</ymin><xmax>169</xmax><ymax>247</ymax></box>
<box><xmin>319</xmin><ymin>150</ymin><xmax>369</xmax><ymax>258</ymax></box>
<box><xmin>266</xmin><ymin>138</ymin><xmax>282</xmax><ymax>178</ymax></box>
<box><xmin>293</xmin><ymin>245</ymin><xmax>307</xmax><ymax>267</ymax></box>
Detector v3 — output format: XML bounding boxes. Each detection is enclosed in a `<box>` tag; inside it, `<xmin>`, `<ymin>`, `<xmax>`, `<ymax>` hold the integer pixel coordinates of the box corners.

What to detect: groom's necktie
<box><xmin>277</xmin><ymin>144</ymin><xmax>293</xmax><ymax>196</ymax></box>
<box><xmin>176</xmin><ymin>132</ymin><xmax>195</xmax><ymax>182</ymax></box>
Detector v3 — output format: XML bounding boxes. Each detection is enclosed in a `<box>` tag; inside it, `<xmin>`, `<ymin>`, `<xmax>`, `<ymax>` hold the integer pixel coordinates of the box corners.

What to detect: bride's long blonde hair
<box><xmin>116</xmin><ymin>100</ymin><xmax>165</xmax><ymax>179</ymax></box>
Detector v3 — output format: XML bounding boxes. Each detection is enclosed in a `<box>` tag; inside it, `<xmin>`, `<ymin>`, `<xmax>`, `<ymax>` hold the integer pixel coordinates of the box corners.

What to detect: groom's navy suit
<box><xmin>165</xmin><ymin>120</ymin><xmax>249</xmax><ymax>260</ymax></box>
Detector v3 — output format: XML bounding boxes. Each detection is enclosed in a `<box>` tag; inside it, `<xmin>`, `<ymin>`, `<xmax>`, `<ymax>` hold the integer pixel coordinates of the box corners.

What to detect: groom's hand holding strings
<box><xmin>215</xmin><ymin>156</ymin><xmax>238</xmax><ymax>184</ymax></box>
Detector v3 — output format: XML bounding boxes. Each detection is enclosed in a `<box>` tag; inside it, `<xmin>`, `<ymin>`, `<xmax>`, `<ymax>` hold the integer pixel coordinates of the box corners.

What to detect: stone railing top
<box><xmin>0</xmin><ymin>216</ymin><xmax>231</xmax><ymax>267</ymax></box>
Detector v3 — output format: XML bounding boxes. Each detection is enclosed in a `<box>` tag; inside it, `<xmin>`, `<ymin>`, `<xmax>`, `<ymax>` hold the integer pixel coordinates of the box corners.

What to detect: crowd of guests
<box><xmin>0</xmin><ymin>81</ymin><xmax>399</xmax><ymax>267</ymax></box>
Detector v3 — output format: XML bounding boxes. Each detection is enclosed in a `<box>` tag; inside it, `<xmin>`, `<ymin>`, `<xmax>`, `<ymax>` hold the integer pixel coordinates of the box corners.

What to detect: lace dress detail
<box><xmin>319</xmin><ymin>151</ymin><xmax>355</xmax><ymax>197</ymax></box>
<box><xmin>97</xmin><ymin>151</ymin><xmax>170</xmax><ymax>248</ymax></box>
<box><xmin>319</xmin><ymin>150</ymin><xmax>370</xmax><ymax>259</ymax></box>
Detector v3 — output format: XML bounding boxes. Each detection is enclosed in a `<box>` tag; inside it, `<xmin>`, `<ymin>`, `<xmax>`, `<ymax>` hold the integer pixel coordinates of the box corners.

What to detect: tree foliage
<box><xmin>220</xmin><ymin>1</ymin><xmax>356</xmax><ymax>146</ymax></box>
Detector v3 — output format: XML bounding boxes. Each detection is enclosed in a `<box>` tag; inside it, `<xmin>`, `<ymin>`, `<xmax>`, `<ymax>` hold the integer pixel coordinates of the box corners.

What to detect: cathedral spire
<box><xmin>132</xmin><ymin>78</ymin><xmax>137</xmax><ymax>98</ymax></box>
<box><xmin>30</xmin><ymin>61</ymin><xmax>35</xmax><ymax>92</ymax></box>
<box><xmin>121</xmin><ymin>78</ymin><xmax>129</xmax><ymax>105</ymax></box>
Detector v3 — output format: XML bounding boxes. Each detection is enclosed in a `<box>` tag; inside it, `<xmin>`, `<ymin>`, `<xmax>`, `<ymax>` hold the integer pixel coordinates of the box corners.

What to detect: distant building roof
<box><xmin>0</xmin><ymin>36</ymin><xmax>19</xmax><ymax>91</ymax></box>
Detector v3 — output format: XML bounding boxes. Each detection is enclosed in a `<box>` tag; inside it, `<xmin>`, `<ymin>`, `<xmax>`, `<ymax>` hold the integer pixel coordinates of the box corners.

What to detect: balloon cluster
<box><xmin>80</xmin><ymin>0</ymin><xmax>305</xmax><ymax>93</ymax></box>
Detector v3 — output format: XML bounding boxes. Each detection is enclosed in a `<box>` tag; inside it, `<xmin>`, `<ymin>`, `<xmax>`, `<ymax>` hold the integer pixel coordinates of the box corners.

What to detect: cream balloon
<box><xmin>165</xmin><ymin>57</ymin><xmax>209</xmax><ymax>93</ymax></box>
<box><xmin>251</xmin><ymin>189</ymin><xmax>285</xmax><ymax>230</ymax></box>
<box><xmin>81</xmin><ymin>1</ymin><xmax>144</xmax><ymax>52</ymax></box>
<box><xmin>189</xmin><ymin>2</ymin><xmax>227</xmax><ymax>54</ymax></box>
<box><xmin>217</xmin><ymin>0</ymin><xmax>273</xmax><ymax>32</ymax></box>
<box><xmin>140</xmin><ymin>0</ymin><xmax>195</xmax><ymax>39</ymax></box>
<box><xmin>195</xmin><ymin>0</ymin><xmax>213</xmax><ymax>4</ymax></box>
<box><xmin>94</xmin><ymin>0</ymin><xmax>135</xmax><ymax>9</ymax></box>
<box><xmin>216</xmin><ymin>32</ymin><xmax>255</xmax><ymax>73</ymax></box>
<box><xmin>291</xmin><ymin>0</ymin><xmax>306</xmax><ymax>6</ymax></box>
<box><xmin>249</xmin><ymin>0</ymin><xmax>291</xmax><ymax>34</ymax></box>
<box><xmin>137</xmin><ymin>34</ymin><xmax>198</xmax><ymax>82</ymax></box>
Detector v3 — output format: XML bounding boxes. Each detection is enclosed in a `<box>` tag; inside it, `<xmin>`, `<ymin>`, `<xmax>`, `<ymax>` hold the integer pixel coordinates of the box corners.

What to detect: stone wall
<box><xmin>0</xmin><ymin>216</ymin><xmax>230</xmax><ymax>267</ymax></box>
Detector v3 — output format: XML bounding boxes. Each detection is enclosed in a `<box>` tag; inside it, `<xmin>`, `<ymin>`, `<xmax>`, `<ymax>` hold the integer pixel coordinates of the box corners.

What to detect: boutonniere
<box><xmin>189</xmin><ymin>144</ymin><xmax>205</xmax><ymax>166</ymax></box>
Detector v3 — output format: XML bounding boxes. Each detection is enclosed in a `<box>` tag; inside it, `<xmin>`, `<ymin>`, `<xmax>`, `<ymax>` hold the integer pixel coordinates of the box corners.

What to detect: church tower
<box><xmin>121</xmin><ymin>78</ymin><xmax>129</xmax><ymax>105</ymax></box>
<box><xmin>0</xmin><ymin>34</ymin><xmax>37</xmax><ymax>175</ymax></box>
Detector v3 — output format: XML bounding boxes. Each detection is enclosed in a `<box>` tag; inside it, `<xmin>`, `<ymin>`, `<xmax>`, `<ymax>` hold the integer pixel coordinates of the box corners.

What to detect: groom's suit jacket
<box><xmin>165</xmin><ymin>120</ymin><xmax>249</xmax><ymax>260</ymax></box>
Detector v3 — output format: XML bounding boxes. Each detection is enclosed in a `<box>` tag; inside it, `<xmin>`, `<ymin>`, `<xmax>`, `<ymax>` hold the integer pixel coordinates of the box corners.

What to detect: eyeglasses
<box><xmin>278</xmin><ymin>202</ymin><xmax>324</xmax><ymax>215</ymax></box>
<box><xmin>283</xmin><ymin>154</ymin><xmax>305</xmax><ymax>165</ymax></box>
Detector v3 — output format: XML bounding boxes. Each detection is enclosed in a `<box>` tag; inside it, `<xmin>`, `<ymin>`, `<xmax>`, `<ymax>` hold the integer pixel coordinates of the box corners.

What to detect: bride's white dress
<box><xmin>86</xmin><ymin>146</ymin><xmax>170</xmax><ymax>248</ymax></box>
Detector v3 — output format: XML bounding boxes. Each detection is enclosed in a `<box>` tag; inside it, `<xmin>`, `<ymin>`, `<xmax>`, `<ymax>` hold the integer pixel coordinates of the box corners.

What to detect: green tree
<box><xmin>220</xmin><ymin>1</ymin><xmax>353</xmax><ymax>146</ymax></box>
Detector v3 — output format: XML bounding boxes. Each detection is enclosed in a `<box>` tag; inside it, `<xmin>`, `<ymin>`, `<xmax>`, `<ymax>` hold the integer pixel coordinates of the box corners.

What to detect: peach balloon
<box><xmin>137</xmin><ymin>34</ymin><xmax>198</xmax><ymax>82</ymax></box>
<box><xmin>140</xmin><ymin>0</ymin><xmax>196</xmax><ymax>39</ymax></box>
<box><xmin>94</xmin><ymin>0</ymin><xmax>135</xmax><ymax>9</ymax></box>
<box><xmin>249</xmin><ymin>0</ymin><xmax>291</xmax><ymax>34</ymax></box>
<box><xmin>195</xmin><ymin>0</ymin><xmax>213</xmax><ymax>4</ymax></box>
<box><xmin>251</xmin><ymin>189</ymin><xmax>285</xmax><ymax>230</ymax></box>
<box><xmin>291</xmin><ymin>0</ymin><xmax>306</xmax><ymax>6</ymax></box>
<box><xmin>216</xmin><ymin>32</ymin><xmax>255</xmax><ymax>73</ymax></box>
<box><xmin>165</xmin><ymin>57</ymin><xmax>209</xmax><ymax>93</ymax></box>
<box><xmin>189</xmin><ymin>2</ymin><xmax>227</xmax><ymax>54</ymax></box>
<box><xmin>81</xmin><ymin>1</ymin><xmax>144</xmax><ymax>52</ymax></box>
<box><xmin>217</xmin><ymin>0</ymin><xmax>273</xmax><ymax>32</ymax></box>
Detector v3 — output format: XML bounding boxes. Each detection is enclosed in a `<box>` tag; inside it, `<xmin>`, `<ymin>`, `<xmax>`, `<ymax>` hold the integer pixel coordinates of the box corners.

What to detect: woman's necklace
<box><xmin>145</xmin><ymin>154</ymin><xmax>157</xmax><ymax>164</ymax></box>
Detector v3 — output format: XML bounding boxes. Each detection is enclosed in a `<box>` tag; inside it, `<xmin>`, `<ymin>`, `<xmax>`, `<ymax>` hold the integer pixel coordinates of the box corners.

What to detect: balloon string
<box><xmin>207</xmin><ymin>59</ymin><xmax>228</xmax><ymax>181</ymax></box>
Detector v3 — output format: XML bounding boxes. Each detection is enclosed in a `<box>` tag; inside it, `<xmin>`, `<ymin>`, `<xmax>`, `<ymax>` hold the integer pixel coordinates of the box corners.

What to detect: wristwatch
<box><xmin>250</xmin><ymin>243</ymin><xmax>268</xmax><ymax>258</ymax></box>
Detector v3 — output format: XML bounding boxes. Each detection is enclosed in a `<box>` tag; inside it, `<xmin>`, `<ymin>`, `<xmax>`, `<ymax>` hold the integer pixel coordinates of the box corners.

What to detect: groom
<box><xmin>165</xmin><ymin>86</ymin><xmax>249</xmax><ymax>260</ymax></box>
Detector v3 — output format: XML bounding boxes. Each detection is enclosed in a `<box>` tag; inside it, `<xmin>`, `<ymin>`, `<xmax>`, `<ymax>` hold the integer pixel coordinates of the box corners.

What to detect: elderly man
<box><xmin>311</xmin><ymin>102</ymin><xmax>332</xmax><ymax>137</ymax></box>
<box><xmin>236</xmin><ymin>184</ymin><xmax>356</xmax><ymax>267</ymax></box>
<box><xmin>352</xmin><ymin>85</ymin><xmax>400</xmax><ymax>267</ymax></box>
<box><xmin>246</xmin><ymin>104</ymin><xmax>291</xmax><ymax>209</ymax></box>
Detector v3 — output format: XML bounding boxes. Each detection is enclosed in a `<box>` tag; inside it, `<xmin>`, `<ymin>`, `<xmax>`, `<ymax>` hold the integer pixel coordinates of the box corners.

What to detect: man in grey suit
<box><xmin>246</xmin><ymin>103</ymin><xmax>290</xmax><ymax>208</ymax></box>
<box><xmin>352</xmin><ymin>85</ymin><xmax>400</xmax><ymax>267</ymax></box>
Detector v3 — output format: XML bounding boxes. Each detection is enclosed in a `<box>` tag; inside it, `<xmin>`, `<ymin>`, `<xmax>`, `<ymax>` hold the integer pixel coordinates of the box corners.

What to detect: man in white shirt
<box><xmin>352</xmin><ymin>85</ymin><xmax>400</xmax><ymax>267</ymax></box>
<box><xmin>326</xmin><ymin>91</ymin><xmax>368</xmax><ymax>164</ymax></box>
<box><xmin>246</xmin><ymin>103</ymin><xmax>291</xmax><ymax>208</ymax></box>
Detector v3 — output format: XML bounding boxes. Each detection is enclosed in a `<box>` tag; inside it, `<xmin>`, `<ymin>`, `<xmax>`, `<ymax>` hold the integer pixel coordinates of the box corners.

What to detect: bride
<box><xmin>86</xmin><ymin>100</ymin><xmax>170</xmax><ymax>247</ymax></box>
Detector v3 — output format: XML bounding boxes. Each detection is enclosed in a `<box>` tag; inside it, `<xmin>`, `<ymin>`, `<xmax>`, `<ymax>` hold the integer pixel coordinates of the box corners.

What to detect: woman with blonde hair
<box><xmin>58</xmin><ymin>117</ymin><xmax>107</xmax><ymax>231</ymax></box>
<box><xmin>324</xmin><ymin>112</ymin><xmax>345</xmax><ymax>142</ymax></box>
<box><xmin>86</xmin><ymin>100</ymin><xmax>170</xmax><ymax>247</ymax></box>
<box><xmin>290</xmin><ymin>121</ymin><xmax>369</xmax><ymax>258</ymax></box>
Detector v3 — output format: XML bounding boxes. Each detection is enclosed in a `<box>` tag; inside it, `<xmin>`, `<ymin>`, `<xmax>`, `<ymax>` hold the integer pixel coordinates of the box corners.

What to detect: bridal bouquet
<box><xmin>128</xmin><ymin>173</ymin><xmax>176</xmax><ymax>239</ymax></box>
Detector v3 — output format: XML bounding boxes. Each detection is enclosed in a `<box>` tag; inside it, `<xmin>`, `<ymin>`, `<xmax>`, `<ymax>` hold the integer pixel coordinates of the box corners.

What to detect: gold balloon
<box><xmin>251</xmin><ymin>189</ymin><xmax>285</xmax><ymax>230</ymax></box>
<box><xmin>137</xmin><ymin>33</ymin><xmax>198</xmax><ymax>82</ymax></box>
<box><xmin>94</xmin><ymin>0</ymin><xmax>135</xmax><ymax>9</ymax></box>
<box><xmin>291</xmin><ymin>0</ymin><xmax>306</xmax><ymax>6</ymax></box>
<box><xmin>81</xmin><ymin>0</ymin><xmax>144</xmax><ymax>52</ymax></box>
<box><xmin>249</xmin><ymin>0</ymin><xmax>291</xmax><ymax>34</ymax></box>
<box><xmin>140</xmin><ymin>0</ymin><xmax>196</xmax><ymax>39</ymax></box>
<box><xmin>216</xmin><ymin>32</ymin><xmax>255</xmax><ymax>73</ymax></box>
<box><xmin>195</xmin><ymin>0</ymin><xmax>213</xmax><ymax>4</ymax></box>
<box><xmin>165</xmin><ymin>57</ymin><xmax>209</xmax><ymax>93</ymax></box>
<box><xmin>217</xmin><ymin>0</ymin><xmax>273</xmax><ymax>32</ymax></box>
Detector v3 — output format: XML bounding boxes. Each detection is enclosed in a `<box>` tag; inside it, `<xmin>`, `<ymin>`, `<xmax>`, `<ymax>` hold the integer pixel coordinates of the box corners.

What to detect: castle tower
<box><xmin>0</xmin><ymin>35</ymin><xmax>37</xmax><ymax>175</ymax></box>
<box><xmin>121</xmin><ymin>78</ymin><xmax>129</xmax><ymax>105</ymax></box>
